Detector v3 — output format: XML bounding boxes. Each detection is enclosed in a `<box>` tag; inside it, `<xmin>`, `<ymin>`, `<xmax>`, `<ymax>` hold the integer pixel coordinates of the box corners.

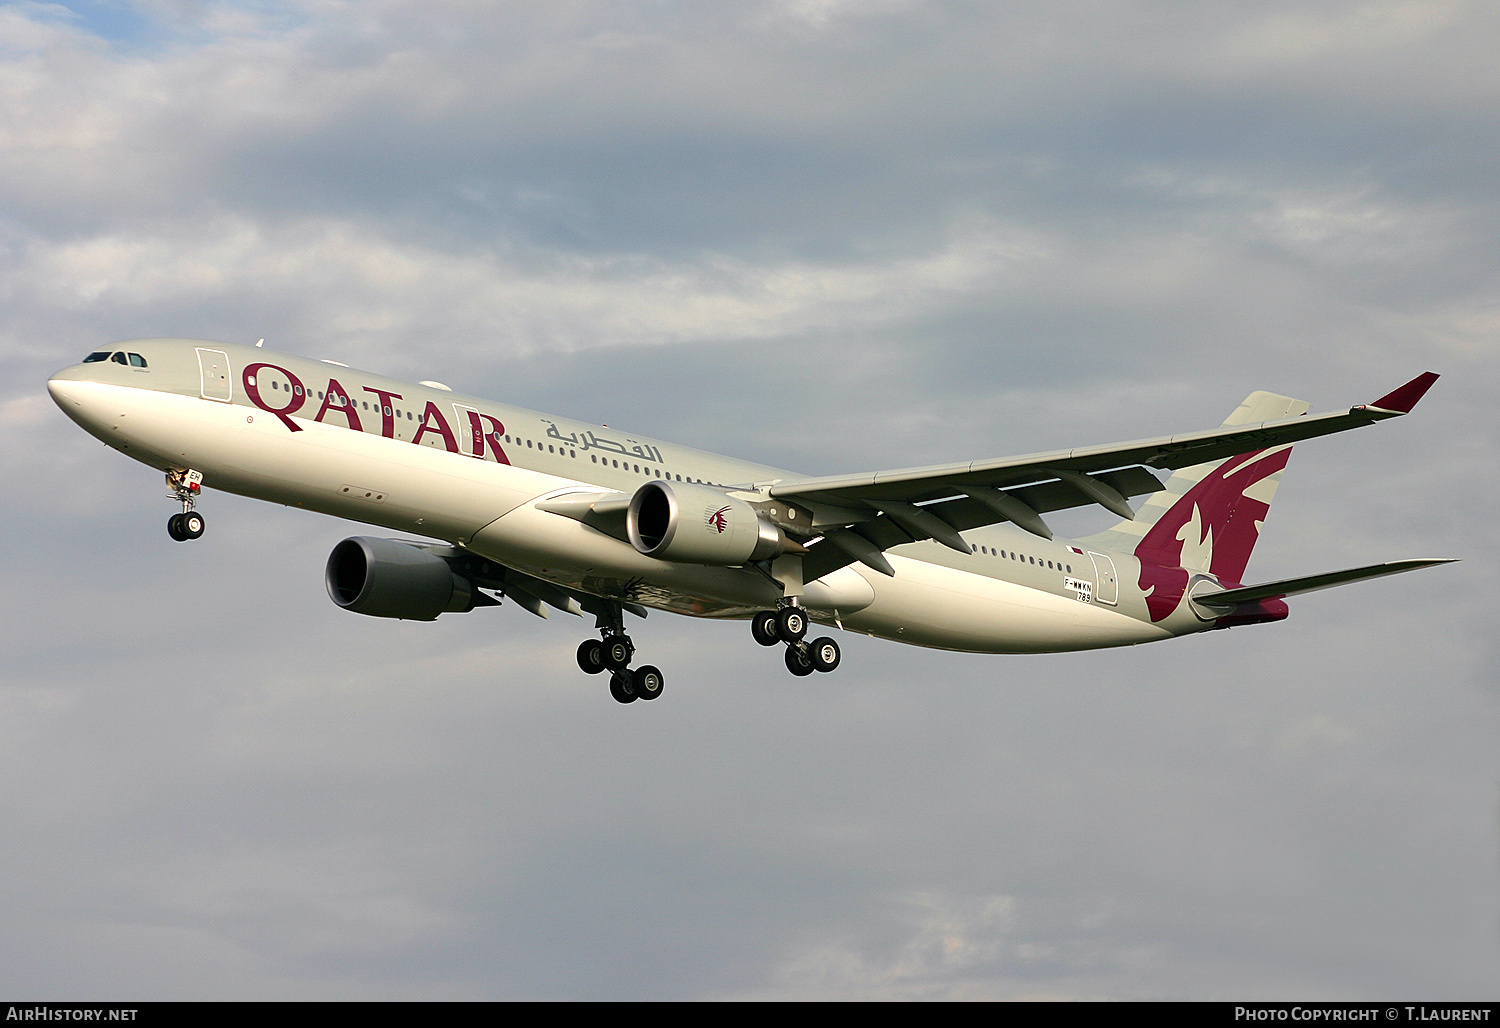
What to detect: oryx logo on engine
<box><xmin>706</xmin><ymin>506</ymin><xmax>732</xmax><ymax>533</ymax></box>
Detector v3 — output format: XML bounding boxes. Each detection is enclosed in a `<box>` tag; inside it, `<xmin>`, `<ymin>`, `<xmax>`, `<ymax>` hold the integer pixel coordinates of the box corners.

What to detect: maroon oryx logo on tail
<box><xmin>1135</xmin><ymin>446</ymin><xmax>1291</xmax><ymax>621</ymax></box>
<box><xmin>706</xmin><ymin>506</ymin><xmax>732</xmax><ymax>533</ymax></box>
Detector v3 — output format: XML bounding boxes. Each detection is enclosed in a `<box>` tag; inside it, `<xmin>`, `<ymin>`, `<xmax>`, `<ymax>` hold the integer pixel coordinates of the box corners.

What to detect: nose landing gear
<box><xmin>165</xmin><ymin>470</ymin><xmax>205</xmax><ymax>542</ymax></box>
<box><xmin>167</xmin><ymin>510</ymin><xmax>205</xmax><ymax>541</ymax></box>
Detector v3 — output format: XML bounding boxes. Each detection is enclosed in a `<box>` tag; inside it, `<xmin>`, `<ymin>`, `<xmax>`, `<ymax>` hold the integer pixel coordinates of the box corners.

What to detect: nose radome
<box><xmin>47</xmin><ymin>361</ymin><xmax>102</xmax><ymax>407</ymax></box>
<box><xmin>47</xmin><ymin>373</ymin><xmax>80</xmax><ymax>408</ymax></box>
<box><xmin>47</xmin><ymin>370</ymin><xmax>109</xmax><ymax>432</ymax></box>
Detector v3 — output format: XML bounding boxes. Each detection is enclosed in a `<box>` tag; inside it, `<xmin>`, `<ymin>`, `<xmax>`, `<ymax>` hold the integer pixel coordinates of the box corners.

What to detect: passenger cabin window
<box><xmin>82</xmin><ymin>351</ymin><xmax>111</xmax><ymax>363</ymax></box>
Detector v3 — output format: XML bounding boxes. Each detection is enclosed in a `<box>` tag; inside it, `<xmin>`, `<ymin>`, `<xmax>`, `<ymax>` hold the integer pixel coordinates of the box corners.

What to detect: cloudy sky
<box><xmin>2</xmin><ymin>0</ymin><xmax>1497</xmax><ymax>1000</ymax></box>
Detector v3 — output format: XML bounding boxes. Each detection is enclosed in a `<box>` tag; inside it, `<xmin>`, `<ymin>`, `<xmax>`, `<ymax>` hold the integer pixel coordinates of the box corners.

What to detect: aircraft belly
<box><xmin>73</xmin><ymin>382</ymin><xmax>555</xmax><ymax>542</ymax></box>
<box><xmin>467</xmin><ymin>502</ymin><xmax>783</xmax><ymax>616</ymax></box>
<box><xmin>843</xmin><ymin>554</ymin><xmax>1171</xmax><ymax>653</ymax></box>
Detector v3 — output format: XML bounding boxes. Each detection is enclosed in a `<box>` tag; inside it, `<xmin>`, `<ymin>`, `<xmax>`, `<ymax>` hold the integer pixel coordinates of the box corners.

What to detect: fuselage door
<box><xmin>1087</xmin><ymin>551</ymin><xmax>1119</xmax><ymax>605</ymax></box>
<box><xmin>451</xmin><ymin>403</ymin><xmax>483</xmax><ymax>457</ymax></box>
<box><xmin>196</xmin><ymin>348</ymin><xmax>232</xmax><ymax>402</ymax></box>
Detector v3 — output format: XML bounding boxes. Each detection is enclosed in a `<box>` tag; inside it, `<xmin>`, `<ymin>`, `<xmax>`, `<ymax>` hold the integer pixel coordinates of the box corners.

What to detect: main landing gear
<box><xmin>165</xmin><ymin>469</ymin><xmax>206</xmax><ymax>542</ymax></box>
<box><xmin>576</xmin><ymin>601</ymin><xmax>663</xmax><ymax>704</ymax></box>
<box><xmin>751</xmin><ymin>605</ymin><xmax>841</xmax><ymax>677</ymax></box>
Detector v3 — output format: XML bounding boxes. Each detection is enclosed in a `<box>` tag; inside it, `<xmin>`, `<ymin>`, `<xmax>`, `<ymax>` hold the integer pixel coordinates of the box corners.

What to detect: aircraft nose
<box><xmin>47</xmin><ymin>365</ymin><xmax>111</xmax><ymax>432</ymax></box>
<box><xmin>47</xmin><ymin>369</ymin><xmax>86</xmax><ymax>410</ymax></box>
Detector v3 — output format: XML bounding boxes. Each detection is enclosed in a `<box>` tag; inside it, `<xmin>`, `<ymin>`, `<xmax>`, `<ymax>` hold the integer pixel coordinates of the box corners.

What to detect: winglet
<box><xmin>1369</xmin><ymin>372</ymin><xmax>1439</xmax><ymax>414</ymax></box>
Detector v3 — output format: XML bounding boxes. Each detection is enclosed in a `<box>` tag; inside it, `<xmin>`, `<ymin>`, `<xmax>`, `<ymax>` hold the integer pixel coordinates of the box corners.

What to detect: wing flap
<box><xmin>884</xmin><ymin>466</ymin><xmax>1158</xmax><ymax>537</ymax></box>
<box><xmin>796</xmin><ymin>465</ymin><xmax>1166</xmax><ymax>580</ymax></box>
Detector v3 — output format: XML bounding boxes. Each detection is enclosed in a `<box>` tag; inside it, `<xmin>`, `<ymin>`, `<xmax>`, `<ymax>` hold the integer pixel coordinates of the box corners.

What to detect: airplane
<box><xmin>47</xmin><ymin>338</ymin><xmax>1455</xmax><ymax>704</ymax></box>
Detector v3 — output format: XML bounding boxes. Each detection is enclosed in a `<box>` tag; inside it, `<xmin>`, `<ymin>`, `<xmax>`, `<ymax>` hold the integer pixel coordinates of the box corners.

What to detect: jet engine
<box><xmin>627</xmin><ymin>480</ymin><xmax>794</xmax><ymax>565</ymax></box>
<box><xmin>325</xmin><ymin>536</ymin><xmax>479</xmax><ymax>620</ymax></box>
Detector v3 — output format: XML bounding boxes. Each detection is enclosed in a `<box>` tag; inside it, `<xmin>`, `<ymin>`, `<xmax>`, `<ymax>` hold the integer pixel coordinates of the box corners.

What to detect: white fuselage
<box><xmin>48</xmin><ymin>339</ymin><xmax>1181</xmax><ymax>653</ymax></box>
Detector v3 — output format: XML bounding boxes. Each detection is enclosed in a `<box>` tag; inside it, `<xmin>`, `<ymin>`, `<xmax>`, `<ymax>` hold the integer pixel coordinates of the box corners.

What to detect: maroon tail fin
<box><xmin>1133</xmin><ymin>446</ymin><xmax>1295</xmax><ymax>621</ymax></box>
<box><xmin>1081</xmin><ymin>389</ymin><xmax>1309</xmax><ymax>623</ymax></box>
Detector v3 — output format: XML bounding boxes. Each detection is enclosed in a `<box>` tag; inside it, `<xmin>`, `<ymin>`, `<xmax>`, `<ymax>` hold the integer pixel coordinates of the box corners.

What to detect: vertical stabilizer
<box><xmin>1078</xmin><ymin>390</ymin><xmax>1309</xmax><ymax>621</ymax></box>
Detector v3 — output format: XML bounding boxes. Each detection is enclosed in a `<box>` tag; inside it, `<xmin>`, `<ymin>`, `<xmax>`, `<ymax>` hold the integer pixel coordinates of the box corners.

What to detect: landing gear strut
<box><xmin>753</xmin><ymin>603</ymin><xmax>841</xmax><ymax>677</ymax></box>
<box><xmin>579</xmin><ymin>600</ymin><xmax>662</xmax><ymax>703</ymax></box>
<box><xmin>165</xmin><ymin>470</ymin><xmax>205</xmax><ymax>541</ymax></box>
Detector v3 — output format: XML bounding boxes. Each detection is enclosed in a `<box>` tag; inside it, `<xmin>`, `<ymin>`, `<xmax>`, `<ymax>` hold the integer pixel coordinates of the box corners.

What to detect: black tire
<box><xmin>603</xmin><ymin>637</ymin><xmax>634</xmax><ymax>671</ymax></box>
<box><xmin>784</xmin><ymin>645</ymin><xmax>815</xmax><ymax>677</ymax></box>
<box><xmin>633</xmin><ymin>665</ymin><xmax>664</xmax><ymax>701</ymax></box>
<box><xmin>775</xmin><ymin>606</ymin><xmax>807</xmax><ymax>643</ymax></box>
<box><xmin>577</xmin><ymin>639</ymin><xmax>607</xmax><ymax>675</ymax></box>
<box><xmin>166</xmin><ymin>513</ymin><xmax>185</xmax><ymax>541</ymax></box>
<box><xmin>751</xmin><ymin>610</ymin><xmax>780</xmax><ymax>647</ymax></box>
<box><xmin>609</xmin><ymin>669</ymin><xmax>637</xmax><ymax>703</ymax></box>
<box><xmin>182</xmin><ymin>511</ymin><xmax>205</xmax><ymax>539</ymax></box>
<box><xmin>807</xmin><ymin>637</ymin><xmax>841</xmax><ymax>673</ymax></box>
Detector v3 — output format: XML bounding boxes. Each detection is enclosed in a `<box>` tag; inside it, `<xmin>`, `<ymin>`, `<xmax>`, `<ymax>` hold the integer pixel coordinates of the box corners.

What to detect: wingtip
<box><xmin>1370</xmin><ymin>372</ymin><xmax>1440</xmax><ymax>413</ymax></box>
<box><xmin>1390</xmin><ymin>557</ymin><xmax>1460</xmax><ymax>572</ymax></box>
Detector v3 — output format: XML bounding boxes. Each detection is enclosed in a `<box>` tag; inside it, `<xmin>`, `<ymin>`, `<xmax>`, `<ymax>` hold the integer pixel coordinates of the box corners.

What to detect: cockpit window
<box><xmin>128</xmin><ymin>353</ymin><xmax>147</xmax><ymax>368</ymax></box>
<box><xmin>82</xmin><ymin>351</ymin><xmax>112</xmax><ymax>363</ymax></box>
<box><xmin>110</xmin><ymin>352</ymin><xmax>128</xmax><ymax>365</ymax></box>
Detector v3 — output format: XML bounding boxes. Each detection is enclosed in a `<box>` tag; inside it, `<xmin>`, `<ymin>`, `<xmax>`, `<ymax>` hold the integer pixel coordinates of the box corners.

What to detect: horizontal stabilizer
<box><xmin>1194</xmin><ymin>558</ymin><xmax>1457</xmax><ymax>608</ymax></box>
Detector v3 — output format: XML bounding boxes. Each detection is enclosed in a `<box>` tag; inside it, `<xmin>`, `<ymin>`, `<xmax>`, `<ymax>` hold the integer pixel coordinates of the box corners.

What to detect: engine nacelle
<box><xmin>325</xmin><ymin>537</ymin><xmax>477</xmax><ymax>620</ymax></box>
<box><xmin>627</xmin><ymin>480</ymin><xmax>791</xmax><ymax>565</ymax></box>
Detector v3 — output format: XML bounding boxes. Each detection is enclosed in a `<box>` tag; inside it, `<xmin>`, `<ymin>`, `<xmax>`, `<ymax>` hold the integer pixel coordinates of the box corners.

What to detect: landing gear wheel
<box><xmin>577</xmin><ymin>639</ymin><xmax>607</xmax><ymax>675</ymax></box>
<box><xmin>775</xmin><ymin>606</ymin><xmax>808</xmax><ymax>643</ymax></box>
<box><xmin>609</xmin><ymin>669</ymin><xmax>638</xmax><ymax>703</ymax></box>
<box><xmin>167</xmin><ymin>513</ymin><xmax>186</xmax><ymax>541</ymax></box>
<box><xmin>751</xmin><ymin>610</ymin><xmax>781</xmax><ymax>647</ymax></box>
<box><xmin>633</xmin><ymin>665</ymin><xmax>664</xmax><ymax>701</ymax></box>
<box><xmin>807</xmin><ymin>637</ymin><xmax>841</xmax><ymax>673</ymax></box>
<box><xmin>602</xmin><ymin>637</ymin><xmax>634</xmax><ymax>671</ymax></box>
<box><xmin>181</xmin><ymin>511</ymin><xmax>205</xmax><ymax>539</ymax></box>
<box><xmin>784</xmin><ymin>645</ymin><xmax>815</xmax><ymax>677</ymax></box>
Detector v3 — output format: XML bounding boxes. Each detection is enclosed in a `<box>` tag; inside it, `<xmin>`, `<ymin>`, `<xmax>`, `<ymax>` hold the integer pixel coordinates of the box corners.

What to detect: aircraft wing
<box><xmin>772</xmin><ymin>373</ymin><xmax>1436</xmax><ymax>508</ymax></box>
<box><xmin>770</xmin><ymin>373</ymin><xmax>1439</xmax><ymax>580</ymax></box>
<box><xmin>1193</xmin><ymin>559</ymin><xmax>1457</xmax><ymax>608</ymax></box>
<box><xmin>409</xmin><ymin>538</ymin><xmax>648</xmax><ymax>621</ymax></box>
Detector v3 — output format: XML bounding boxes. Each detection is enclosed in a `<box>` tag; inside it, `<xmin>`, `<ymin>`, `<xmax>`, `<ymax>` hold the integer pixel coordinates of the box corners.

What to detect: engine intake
<box><xmin>627</xmin><ymin>480</ymin><xmax>792</xmax><ymax>565</ymax></box>
<box><xmin>325</xmin><ymin>537</ymin><xmax>478</xmax><ymax>620</ymax></box>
